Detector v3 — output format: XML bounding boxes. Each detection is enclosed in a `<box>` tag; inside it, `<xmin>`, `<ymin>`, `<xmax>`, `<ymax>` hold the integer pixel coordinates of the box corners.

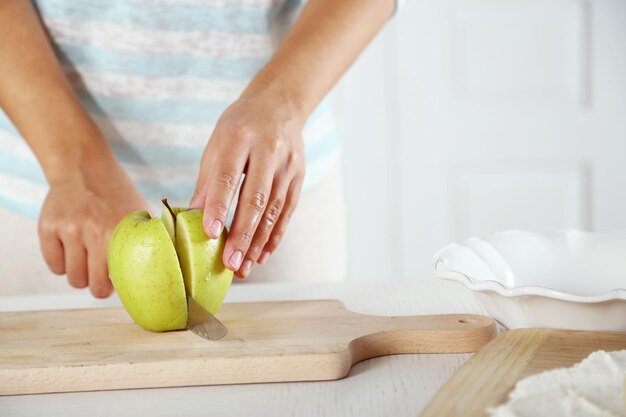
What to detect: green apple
<box><xmin>161</xmin><ymin>202</ymin><xmax>233</xmax><ymax>315</ymax></box>
<box><xmin>174</xmin><ymin>209</ymin><xmax>232</xmax><ymax>315</ymax></box>
<box><xmin>107</xmin><ymin>200</ymin><xmax>233</xmax><ymax>332</ymax></box>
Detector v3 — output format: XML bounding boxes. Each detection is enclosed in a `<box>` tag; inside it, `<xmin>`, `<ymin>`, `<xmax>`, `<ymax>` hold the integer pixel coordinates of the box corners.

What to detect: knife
<box><xmin>186</xmin><ymin>295</ymin><xmax>228</xmax><ymax>340</ymax></box>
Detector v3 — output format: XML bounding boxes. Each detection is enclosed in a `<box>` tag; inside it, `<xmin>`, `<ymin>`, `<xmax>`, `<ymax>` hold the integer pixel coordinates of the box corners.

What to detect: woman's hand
<box><xmin>186</xmin><ymin>0</ymin><xmax>395</xmax><ymax>280</ymax></box>
<box><xmin>190</xmin><ymin>88</ymin><xmax>306</xmax><ymax>279</ymax></box>
<box><xmin>39</xmin><ymin>154</ymin><xmax>148</xmax><ymax>297</ymax></box>
<box><xmin>0</xmin><ymin>0</ymin><xmax>151</xmax><ymax>297</ymax></box>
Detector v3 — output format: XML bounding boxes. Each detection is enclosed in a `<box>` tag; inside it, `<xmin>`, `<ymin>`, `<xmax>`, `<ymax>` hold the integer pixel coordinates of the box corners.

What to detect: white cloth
<box><xmin>489</xmin><ymin>350</ymin><xmax>626</xmax><ymax>417</ymax></box>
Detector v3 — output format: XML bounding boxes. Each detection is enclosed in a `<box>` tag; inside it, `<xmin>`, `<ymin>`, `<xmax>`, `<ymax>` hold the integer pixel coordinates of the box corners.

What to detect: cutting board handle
<box><xmin>347</xmin><ymin>312</ymin><xmax>496</xmax><ymax>364</ymax></box>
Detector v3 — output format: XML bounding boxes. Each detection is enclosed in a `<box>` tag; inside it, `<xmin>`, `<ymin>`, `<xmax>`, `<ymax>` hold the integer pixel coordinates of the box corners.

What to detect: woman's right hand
<box><xmin>0</xmin><ymin>0</ymin><xmax>148</xmax><ymax>297</ymax></box>
<box><xmin>38</xmin><ymin>155</ymin><xmax>148</xmax><ymax>298</ymax></box>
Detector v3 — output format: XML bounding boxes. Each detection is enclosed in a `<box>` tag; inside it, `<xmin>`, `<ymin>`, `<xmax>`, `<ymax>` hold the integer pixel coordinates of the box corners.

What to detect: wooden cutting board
<box><xmin>0</xmin><ymin>299</ymin><xmax>496</xmax><ymax>395</ymax></box>
<box><xmin>420</xmin><ymin>328</ymin><xmax>626</xmax><ymax>417</ymax></box>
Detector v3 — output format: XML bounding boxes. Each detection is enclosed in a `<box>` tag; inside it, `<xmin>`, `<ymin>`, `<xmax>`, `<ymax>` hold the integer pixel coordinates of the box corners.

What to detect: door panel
<box><xmin>335</xmin><ymin>0</ymin><xmax>626</xmax><ymax>281</ymax></box>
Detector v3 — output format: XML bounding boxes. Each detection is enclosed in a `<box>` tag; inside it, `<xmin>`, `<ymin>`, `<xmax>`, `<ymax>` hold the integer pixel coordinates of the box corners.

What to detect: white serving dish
<box><xmin>433</xmin><ymin>230</ymin><xmax>626</xmax><ymax>331</ymax></box>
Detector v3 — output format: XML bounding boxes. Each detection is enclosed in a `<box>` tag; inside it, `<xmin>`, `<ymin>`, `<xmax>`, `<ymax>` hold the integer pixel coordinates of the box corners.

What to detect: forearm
<box><xmin>241</xmin><ymin>0</ymin><xmax>395</xmax><ymax>121</ymax></box>
<box><xmin>0</xmin><ymin>0</ymin><xmax>113</xmax><ymax>184</ymax></box>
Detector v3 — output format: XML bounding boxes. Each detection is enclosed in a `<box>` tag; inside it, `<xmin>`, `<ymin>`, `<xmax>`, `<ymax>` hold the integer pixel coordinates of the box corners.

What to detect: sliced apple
<box><xmin>161</xmin><ymin>203</ymin><xmax>185</xmax><ymax>245</ymax></box>
<box><xmin>175</xmin><ymin>209</ymin><xmax>232</xmax><ymax>315</ymax></box>
<box><xmin>107</xmin><ymin>210</ymin><xmax>188</xmax><ymax>331</ymax></box>
<box><xmin>107</xmin><ymin>200</ymin><xmax>234</xmax><ymax>332</ymax></box>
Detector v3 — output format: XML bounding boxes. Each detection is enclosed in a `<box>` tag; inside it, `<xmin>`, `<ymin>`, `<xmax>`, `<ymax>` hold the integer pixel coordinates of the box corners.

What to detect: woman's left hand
<box><xmin>190</xmin><ymin>88</ymin><xmax>306</xmax><ymax>279</ymax></box>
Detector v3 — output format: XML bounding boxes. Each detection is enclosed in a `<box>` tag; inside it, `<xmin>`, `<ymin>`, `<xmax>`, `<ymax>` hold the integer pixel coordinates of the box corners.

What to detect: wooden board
<box><xmin>0</xmin><ymin>299</ymin><xmax>496</xmax><ymax>395</ymax></box>
<box><xmin>420</xmin><ymin>329</ymin><xmax>626</xmax><ymax>417</ymax></box>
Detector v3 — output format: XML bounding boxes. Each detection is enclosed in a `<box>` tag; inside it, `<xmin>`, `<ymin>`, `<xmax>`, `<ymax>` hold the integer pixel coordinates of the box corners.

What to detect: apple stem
<box><xmin>162</xmin><ymin>198</ymin><xmax>177</xmax><ymax>225</ymax></box>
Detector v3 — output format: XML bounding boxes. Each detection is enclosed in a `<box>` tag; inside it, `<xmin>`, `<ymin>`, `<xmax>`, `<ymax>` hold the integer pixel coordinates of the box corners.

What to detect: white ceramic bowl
<box><xmin>433</xmin><ymin>230</ymin><xmax>626</xmax><ymax>331</ymax></box>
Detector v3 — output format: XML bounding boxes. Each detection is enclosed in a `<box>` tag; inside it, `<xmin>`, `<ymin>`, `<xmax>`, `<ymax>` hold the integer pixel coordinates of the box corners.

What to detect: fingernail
<box><xmin>258</xmin><ymin>251</ymin><xmax>271</xmax><ymax>265</ymax></box>
<box><xmin>241</xmin><ymin>260</ymin><xmax>253</xmax><ymax>277</ymax></box>
<box><xmin>209</xmin><ymin>219</ymin><xmax>223</xmax><ymax>237</ymax></box>
<box><xmin>229</xmin><ymin>250</ymin><xmax>243</xmax><ymax>270</ymax></box>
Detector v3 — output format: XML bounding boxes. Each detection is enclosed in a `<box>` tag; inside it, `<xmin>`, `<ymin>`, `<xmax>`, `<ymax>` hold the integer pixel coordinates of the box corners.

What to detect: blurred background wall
<box><xmin>333</xmin><ymin>0</ymin><xmax>626</xmax><ymax>282</ymax></box>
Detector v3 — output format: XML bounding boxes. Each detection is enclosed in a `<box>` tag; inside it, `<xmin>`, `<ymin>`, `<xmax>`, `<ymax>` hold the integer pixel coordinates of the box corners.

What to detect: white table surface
<box><xmin>0</xmin><ymin>279</ymin><xmax>490</xmax><ymax>417</ymax></box>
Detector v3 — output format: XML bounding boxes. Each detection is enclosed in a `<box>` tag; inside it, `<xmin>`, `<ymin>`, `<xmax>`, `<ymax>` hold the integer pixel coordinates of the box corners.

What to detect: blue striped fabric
<box><xmin>56</xmin><ymin>45</ymin><xmax>270</xmax><ymax>80</ymax></box>
<box><xmin>0</xmin><ymin>0</ymin><xmax>344</xmax><ymax>219</ymax></box>
<box><xmin>36</xmin><ymin>0</ymin><xmax>279</xmax><ymax>34</ymax></box>
<box><xmin>0</xmin><ymin>194</ymin><xmax>41</xmax><ymax>220</ymax></box>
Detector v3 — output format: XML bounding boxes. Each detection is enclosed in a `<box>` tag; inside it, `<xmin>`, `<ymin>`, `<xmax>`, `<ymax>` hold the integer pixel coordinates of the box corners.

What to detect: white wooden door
<box><xmin>335</xmin><ymin>0</ymin><xmax>626</xmax><ymax>281</ymax></box>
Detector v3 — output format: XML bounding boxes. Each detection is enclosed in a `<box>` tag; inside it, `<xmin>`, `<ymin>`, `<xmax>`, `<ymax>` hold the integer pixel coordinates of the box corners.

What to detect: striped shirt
<box><xmin>0</xmin><ymin>0</ymin><xmax>346</xmax><ymax>219</ymax></box>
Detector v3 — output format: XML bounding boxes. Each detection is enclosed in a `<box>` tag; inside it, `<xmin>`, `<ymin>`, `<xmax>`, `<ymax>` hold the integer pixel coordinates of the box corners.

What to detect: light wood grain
<box><xmin>0</xmin><ymin>280</ymin><xmax>488</xmax><ymax>417</ymax></box>
<box><xmin>420</xmin><ymin>329</ymin><xmax>626</xmax><ymax>417</ymax></box>
<box><xmin>0</xmin><ymin>299</ymin><xmax>496</xmax><ymax>395</ymax></box>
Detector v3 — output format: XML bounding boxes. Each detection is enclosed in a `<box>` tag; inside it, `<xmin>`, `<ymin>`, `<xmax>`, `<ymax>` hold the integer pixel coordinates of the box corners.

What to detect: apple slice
<box><xmin>175</xmin><ymin>209</ymin><xmax>232</xmax><ymax>315</ymax></box>
<box><xmin>161</xmin><ymin>200</ymin><xmax>232</xmax><ymax>315</ymax></box>
<box><xmin>107</xmin><ymin>201</ymin><xmax>233</xmax><ymax>332</ymax></box>
<box><xmin>107</xmin><ymin>210</ymin><xmax>188</xmax><ymax>331</ymax></box>
<box><xmin>161</xmin><ymin>204</ymin><xmax>185</xmax><ymax>245</ymax></box>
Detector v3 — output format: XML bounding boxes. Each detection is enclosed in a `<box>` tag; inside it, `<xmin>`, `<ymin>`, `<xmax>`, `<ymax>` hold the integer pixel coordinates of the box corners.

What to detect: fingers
<box><xmin>87</xmin><ymin>239</ymin><xmax>113</xmax><ymax>298</ymax></box>
<box><xmin>237</xmin><ymin>178</ymin><xmax>288</xmax><ymax>276</ymax></box>
<box><xmin>192</xmin><ymin>115</ymin><xmax>305</xmax><ymax>279</ymax></box>
<box><xmin>38</xmin><ymin>221</ymin><xmax>65</xmax><ymax>275</ymax></box>
<box><xmin>188</xmin><ymin>149</ymin><xmax>212</xmax><ymax>209</ymax></box>
<box><xmin>235</xmin><ymin>175</ymin><xmax>302</xmax><ymax>279</ymax></box>
<box><xmin>199</xmin><ymin>160</ymin><xmax>247</xmax><ymax>240</ymax></box>
<box><xmin>223</xmin><ymin>159</ymin><xmax>273</xmax><ymax>273</ymax></box>
<box><xmin>260</xmin><ymin>178</ymin><xmax>302</xmax><ymax>257</ymax></box>
<box><xmin>63</xmin><ymin>238</ymin><xmax>88</xmax><ymax>289</ymax></box>
<box><xmin>39</xmin><ymin>218</ymin><xmax>113</xmax><ymax>296</ymax></box>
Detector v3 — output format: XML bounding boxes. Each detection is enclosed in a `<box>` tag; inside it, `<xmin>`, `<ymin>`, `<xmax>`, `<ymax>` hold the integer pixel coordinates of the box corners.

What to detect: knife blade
<box><xmin>186</xmin><ymin>295</ymin><xmax>228</xmax><ymax>340</ymax></box>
